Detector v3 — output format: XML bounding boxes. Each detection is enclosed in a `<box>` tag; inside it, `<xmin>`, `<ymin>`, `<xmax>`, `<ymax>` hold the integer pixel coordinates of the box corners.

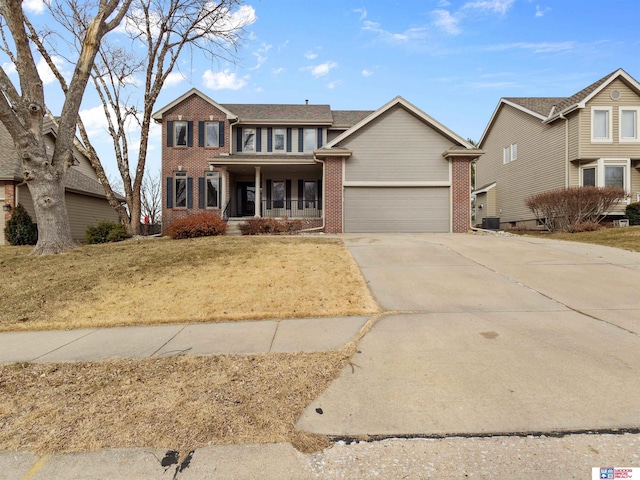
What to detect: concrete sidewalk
<box><xmin>0</xmin><ymin>316</ymin><xmax>370</xmax><ymax>364</ymax></box>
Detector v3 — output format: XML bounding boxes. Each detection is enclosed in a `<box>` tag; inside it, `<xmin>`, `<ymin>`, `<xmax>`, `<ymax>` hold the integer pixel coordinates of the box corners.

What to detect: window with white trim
<box><xmin>174</xmin><ymin>121</ymin><xmax>188</xmax><ymax>146</ymax></box>
<box><xmin>205</xmin><ymin>122</ymin><xmax>220</xmax><ymax>147</ymax></box>
<box><xmin>304</xmin><ymin>128</ymin><xmax>316</xmax><ymax>151</ymax></box>
<box><xmin>591</xmin><ymin>107</ymin><xmax>612</xmax><ymax>142</ymax></box>
<box><xmin>619</xmin><ymin>107</ymin><xmax>640</xmax><ymax>142</ymax></box>
<box><xmin>582</xmin><ymin>167</ymin><xmax>596</xmax><ymax>187</ymax></box>
<box><xmin>580</xmin><ymin>159</ymin><xmax>630</xmax><ymax>199</ymax></box>
<box><xmin>205</xmin><ymin>172</ymin><xmax>219</xmax><ymax>208</ymax></box>
<box><xmin>243</xmin><ymin>128</ymin><xmax>256</xmax><ymax>152</ymax></box>
<box><xmin>274</xmin><ymin>128</ymin><xmax>285</xmax><ymax>151</ymax></box>
<box><xmin>510</xmin><ymin>143</ymin><xmax>517</xmax><ymax>161</ymax></box>
<box><xmin>503</xmin><ymin>146</ymin><xmax>510</xmax><ymax>164</ymax></box>
<box><xmin>174</xmin><ymin>172</ymin><xmax>187</xmax><ymax>208</ymax></box>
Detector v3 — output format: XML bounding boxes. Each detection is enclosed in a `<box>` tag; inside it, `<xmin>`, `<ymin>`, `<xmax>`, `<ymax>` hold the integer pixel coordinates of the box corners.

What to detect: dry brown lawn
<box><xmin>0</xmin><ymin>236</ymin><xmax>380</xmax><ymax>332</ymax></box>
<box><xmin>515</xmin><ymin>225</ymin><xmax>640</xmax><ymax>252</ymax></box>
<box><xmin>0</xmin><ymin>351</ymin><xmax>351</xmax><ymax>454</ymax></box>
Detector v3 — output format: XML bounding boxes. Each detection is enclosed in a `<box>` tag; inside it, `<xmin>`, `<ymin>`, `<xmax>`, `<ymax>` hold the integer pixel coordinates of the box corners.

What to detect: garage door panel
<box><xmin>344</xmin><ymin>187</ymin><xmax>450</xmax><ymax>233</ymax></box>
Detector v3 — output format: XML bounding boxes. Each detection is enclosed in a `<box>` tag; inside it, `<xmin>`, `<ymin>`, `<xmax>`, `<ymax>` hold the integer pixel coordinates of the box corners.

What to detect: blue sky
<box><xmin>5</xmin><ymin>0</ymin><xmax>640</xmax><ymax>179</ymax></box>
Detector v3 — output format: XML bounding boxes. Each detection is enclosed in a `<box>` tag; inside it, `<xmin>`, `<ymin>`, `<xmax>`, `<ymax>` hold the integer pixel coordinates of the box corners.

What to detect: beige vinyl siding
<box><xmin>476</xmin><ymin>104</ymin><xmax>565</xmax><ymax>223</ymax></box>
<box><xmin>568</xmin><ymin>112</ymin><xmax>580</xmax><ymax>162</ymax></box>
<box><xmin>580</xmin><ymin>79</ymin><xmax>640</xmax><ymax>159</ymax></box>
<box><xmin>632</xmin><ymin>164</ymin><xmax>640</xmax><ymax>203</ymax></box>
<box><xmin>343</xmin><ymin>105</ymin><xmax>451</xmax><ymax>182</ymax></box>
<box><xmin>327</xmin><ymin>130</ymin><xmax>344</xmax><ymax>143</ymax></box>
<box><xmin>15</xmin><ymin>185</ymin><xmax>119</xmax><ymax>243</ymax></box>
<box><xmin>475</xmin><ymin>188</ymin><xmax>497</xmax><ymax>226</ymax></box>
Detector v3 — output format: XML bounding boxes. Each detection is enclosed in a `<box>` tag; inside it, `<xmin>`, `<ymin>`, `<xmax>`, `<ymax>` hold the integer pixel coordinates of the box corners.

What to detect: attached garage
<box><xmin>344</xmin><ymin>186</ymin><xmax>450</xmax><ymax>233</ymax></box>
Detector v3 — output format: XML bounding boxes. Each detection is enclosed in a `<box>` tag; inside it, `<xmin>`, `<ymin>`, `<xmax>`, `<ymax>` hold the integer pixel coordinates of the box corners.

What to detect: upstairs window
<box><xmin>591</xmin><ymin>107</ymin><xmax>612</xmax><ymax>142</ymax></box>
<box><xmin>243</xmin><ymin>128</ymin><xmax>256</xmax><ymax>152</ymax></box>
<box><xmin>174</xmin><ymin>121</ymin><xmax>188</xmax><ymax>146</ymax></box>
<box><xmin>510</xmin><ymin>143</ymin><xmax>517</xmax><ymax>161</ymax></box>
<box><xmin>503</xmin><ymin>146</ymin><xmax>510</xmax><ymax>164</ymax></box>
<box><xmin>304</xmin><ymin>128</ymin><xmax>316</xmax><ymax>151</ymax></box>
<box><xmin>274</xmin><ymin>128</ymin><xmax>285</xmax><ymax>151</ymax></box>
<box><xmin>206</xmin><ymin>122</ymin><xmax>220</xmax><ymax>147</ymax></box>
<box><xmin>620</xmin><ymin>107</ymin><xmax>640</xmax><ymax>142</ymax></box>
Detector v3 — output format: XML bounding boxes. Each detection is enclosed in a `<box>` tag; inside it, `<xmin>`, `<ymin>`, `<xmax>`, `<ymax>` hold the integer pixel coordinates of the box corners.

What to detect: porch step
<box><xmin>225</xmin><ymin>219</ymin><xmax>244</xmax><ymax>236</ymax></box>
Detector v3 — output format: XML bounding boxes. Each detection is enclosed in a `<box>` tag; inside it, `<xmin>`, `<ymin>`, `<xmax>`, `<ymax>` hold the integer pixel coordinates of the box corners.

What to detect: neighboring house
<box><xmin>475</xmin><ymin>68</ymin><xmax>640</xmax><ymax>229</ymax></box>
<box><xmin>152</xmin><ymin>89</ymin><xmax>483</xmax><ymax>234</ymax></box>
<box><xmin>0</xmin><ymin>117</ymin><xmax>121</xmax><ymax>245</ymax></box>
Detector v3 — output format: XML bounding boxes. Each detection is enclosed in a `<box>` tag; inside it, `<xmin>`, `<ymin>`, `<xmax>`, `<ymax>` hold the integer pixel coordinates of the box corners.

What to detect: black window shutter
<box><xmin>219</xmin><ymin>121</ymin><xmax>225</xmax><ymax>147</ymax></box>
<box><xmin>317</xmin><ymin>128</ymin><xmax>323</xmax><ymax>148</ymax></box>
<box><xmin>218</xmin><ymin>176</ymin><xmax>222</xmax><ymax>207</ymax></box>
<box><xmin>285</xmin><ymin>179</ymin><xmax>291</xmax><ymax>210</ymax></box>
<box><xmin>187</xmin><ymin>177</ymin><xmax>193</xmax><ymax>208</ymax></box>
<box><xmin>166</xmin><ymin>177</ymin><xmax>173</xmax><ymax>208</ymax></box>
<box><xmin>237</xmin><ymin>127</ymin><xmax>243</xmax><ymax>152</ymax></box>
<box><xmin>267</xmin><ymin>128</ymin><xmax>272</xmax><ymax>152</ymax></box>
<box><xmin>298</xmin><ymin>128</ymin><xmax>303</xmax><ymax>152</ymax></box>
<box><xmin>256</xmin><ymin>127</ymin><xmax>262</xmax><ymax>152</ymax></box>
<box><xmin>298</xmin><ymin>179</ymin><xmax>304</xmax><ymax>209</ymax></box>
<box><xmin>198</xmin><ymin>177</ymin><xmax>205</xmax><ymax>208</ymax></box>
<box><xmin>266</xmin><ymin>179</ymin><xmax>272</xmax><ymax>209</ymax></box>
<box><xmin>286</xmin><ymin>128</ymin><xmax>292</xmax><ymax>152</ymax></box>
<box><xmin>187</xmin><ymin>121</ymin><xmax>193</xmax><ymax>147</ymax></box>
<box><xmin>318</xmin><ymin>179</ymin><xmax>322</xmax><ymax>211</ymax></box>
<box><xmin>167</xmin><ymin>121</ymin><xmax>174</xmax><ymax>147</ymax></box>
<box><xmin>198</xmin><ymin>122</ymin><xmax>204</xmax><ymax>147</ymax></box>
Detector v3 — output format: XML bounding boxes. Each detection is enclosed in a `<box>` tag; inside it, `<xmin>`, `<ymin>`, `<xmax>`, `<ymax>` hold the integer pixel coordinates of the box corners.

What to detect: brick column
<box><xmin>451</xmin><ymin>157</ymin><xmax>471</xmax><ymax>233</ymax></box>
<box><xmin>323</xmin><ymin>157</ymin><xmax>343</xmax><ymax>233</ymax></box>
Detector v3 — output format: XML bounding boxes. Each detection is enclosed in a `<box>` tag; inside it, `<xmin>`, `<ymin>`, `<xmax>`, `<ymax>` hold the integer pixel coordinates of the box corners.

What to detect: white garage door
<box><xmin>344</xmin><ymin>187</ymin><xmax>450</xmax><ymax>233</ymax></box>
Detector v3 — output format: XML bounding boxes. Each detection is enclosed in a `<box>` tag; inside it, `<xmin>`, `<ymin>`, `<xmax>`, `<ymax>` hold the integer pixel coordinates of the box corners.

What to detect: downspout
<box><xmin>15</xmin><ymin>180</ymin><xmax>27</xmax><ymax>206</ymax></box>
<box><xmin>300</xmin><ymin>156</ymin><xmax>325</xmax><ymax>232</ymax></box>
<box><xmin>559</xmin><ymin>113</ymin><xmax>569</xmax><ymax>187</ymax></box>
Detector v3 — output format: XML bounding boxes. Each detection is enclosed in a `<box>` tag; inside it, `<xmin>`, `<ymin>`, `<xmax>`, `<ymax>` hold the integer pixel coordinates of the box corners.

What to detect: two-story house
<box><xmin>1</xmin><ymin>117</ymin><xmax>121</xmax><ymax>245</ymax></box>
<box><xmin>475</xmin><ymin>68</ymin><xmax>640</xmax><ymax>229</ymax></box>
<box><xmin>152</xmin><ymin>89</ymin><xmax>483</xmax><ymax>234</ymax></box>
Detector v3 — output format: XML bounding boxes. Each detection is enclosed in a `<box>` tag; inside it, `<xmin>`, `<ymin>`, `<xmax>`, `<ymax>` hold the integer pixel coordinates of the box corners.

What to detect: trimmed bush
<box><xmin>166</xmin><ymin>213</ymin><xmax>227</xmax><ymax>239</ymax></box>
<box><xmin>4</xmin><ymin>203</ymin><xmax>38</xmax><ymax>245</ymax></box>
<box><xmin>525</xmin><ymin>186</ymin><xmax>626</xmax><ymax>232</ymax></box>
<box><xmin>85</xmin><ymin>220</ymin><xmax>131</xmax><ymax>244</ymax></box>
<box><xmin>626</xmin><ymin>202</ymin><xmax>640</xmax><ymax>226</ymax></box>
<box><xmin>239</xmin><ymin>217</ymin><xmax>302</xmax><ymax>235</ymax></box>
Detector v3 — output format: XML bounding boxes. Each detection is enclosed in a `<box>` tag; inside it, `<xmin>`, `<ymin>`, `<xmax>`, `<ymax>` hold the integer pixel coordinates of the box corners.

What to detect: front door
<box><xmin>237</xmin><ymin>182</ymin><xmax>255</xmax><ymax>216</ymax></box>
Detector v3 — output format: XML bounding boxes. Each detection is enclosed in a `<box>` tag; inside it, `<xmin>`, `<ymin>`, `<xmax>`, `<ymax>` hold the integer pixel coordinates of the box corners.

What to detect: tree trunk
<box><xmin>127</xmin><ymin>191</ymin><xmax>142</xmax><ymax>235</ymax></box>
<box><xmin>24</xmin><ymin>155</ymin><xmax>76</xmax><ymax>255</ymax></box>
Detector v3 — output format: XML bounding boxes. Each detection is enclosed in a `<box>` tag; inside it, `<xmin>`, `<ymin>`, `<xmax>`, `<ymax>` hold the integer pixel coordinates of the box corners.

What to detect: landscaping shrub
<box><xmin>572</xmin><ymin>221</ymin><xmax>601</xmax><ymax>233</ymax></box>
<box><xmin>4</xmin><ymin>203</ymin><xmax>37</xmax><ymax>245</ymax></box>
<box><xmin>626</xmin><ymin>202</ymin><xmax>640</xmax><ymax>226</ymax></box>
<box><xmin>525</xmin><ymin>186</ymin><xmax>626</xmax><ymax>232</ymax></box>
<box><xmin>166</xmin><ymin>213</ymin><xmax>227</xmax><ymax>239</ymax></box>
<box><xmin>85</xmin><ymin>220</ymin><xmax>131</xmax><ymax>244</ymax></box>
<box><xmin>239</xmin><ymin>217</ymin><xmax>302</xmax><ymax>235</ymax></box>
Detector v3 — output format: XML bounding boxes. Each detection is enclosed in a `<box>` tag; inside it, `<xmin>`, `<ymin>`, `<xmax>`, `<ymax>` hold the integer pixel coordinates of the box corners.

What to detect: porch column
<box><xmin>254</xmin><ymin>166</ymin><xmax>261</xmax><ymax>217</ymax></box>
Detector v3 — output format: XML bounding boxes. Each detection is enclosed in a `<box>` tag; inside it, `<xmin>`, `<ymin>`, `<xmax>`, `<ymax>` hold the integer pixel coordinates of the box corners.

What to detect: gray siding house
<box><xmin>0</xmin><ymin>118</ymin><xmax>121</xmax><ymax>245</ymax></box>
<box><xmin>476</xmin><ymin>68</ymin><xmax>640</xmax><ymax>228</ymax></box>
<box><xmin>153</xmin><ymin>91</ymin><xmax>484</xmax><ymax>234</ymax></box>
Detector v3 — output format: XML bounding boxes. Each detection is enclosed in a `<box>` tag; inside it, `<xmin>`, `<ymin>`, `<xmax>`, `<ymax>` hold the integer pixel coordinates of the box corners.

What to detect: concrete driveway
<box><xmin>298</xmin><ymin>233</ymin><xmax>640</xmax><ymax>437</ymax></box>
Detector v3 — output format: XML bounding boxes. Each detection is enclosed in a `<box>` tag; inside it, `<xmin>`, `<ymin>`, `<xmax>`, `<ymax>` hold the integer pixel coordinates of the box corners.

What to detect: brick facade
<box><xmin>323</xmin><ymin>157</ymin><xmax>343</xmax><ymax>233</ymax></box>
<box><xmin>2</xmin><ymin>182</ymin><xmax>15</xmax><ymax>223</ymax></box>
<box><xmin>450</xmin><ymin>157</ymin><xmax>472</xmax><ymax>233</ymax></box>
<box><xmin>161</xmin><ymin>95</ymin><xmax>231</xmax><ymax>233</ymax></box>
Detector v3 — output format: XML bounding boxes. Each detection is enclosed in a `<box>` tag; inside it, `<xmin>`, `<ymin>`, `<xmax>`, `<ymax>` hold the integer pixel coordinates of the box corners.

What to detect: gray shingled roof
<box><xmin>503</xmin><ymin>97</ymin><xmax>566</xmax><ymax>117</ymax></box>
<box><xmin>331</xmin><ymin>110</ymin><xmax>374</xmax><ymax>128</ymax></box>
<box><xmin>221</xmin><ymin>103</ymin><xmax>333</xmax><ymax>123</ymax></box>
<box><xmin>553</xmin><ymin>69</ymin><xmax>618</xmax><ymax>113</ymax></box>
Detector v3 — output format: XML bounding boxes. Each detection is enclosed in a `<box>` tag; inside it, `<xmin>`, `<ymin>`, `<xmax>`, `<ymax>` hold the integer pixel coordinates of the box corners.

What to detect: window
<box><xmin>503</xmin><ymin>146</ymin><xmax>510</xmax><ymax>164</ymax></box>
<box><xmin>174</xmin><ymin>121</ymin><xmax>188</xmax><ymax>146</ymax></box>
<box><xmin>272</xmin><ymin>180</ymin><xmax>285</xmax><ymax>208</ymax></box>
<box><xmin>205</xmin><ymin>172</ymin><xmax>219</xmax><ymax>208</ymax></box>
<box><xmin>304</xmin><ymin>128</ymin><xmax>316</xmax><ymax>151</ymax></box>
<box><xmin>582</xmin><ymin>167</ymin><xmax>596</xmax><ymax>187</ymax></box>
<box><xmin>274</xmin><ymin>128</ymin><xmax>285</xmax><ymax>151</ymax></box>
<box><xmin>591</xmin><ymin>107</ymin><xmax>612</xmax><ymax>142</ymax></box>
<box><xmin>510</xmin><ymin>143</ymin><xmax>517</xmax><ymax>161</ymax></box>
<box><xmin>304</xmin><ymin>181</ymin><xmax>316</xmax><ymax>208</ymax></box>
<box><xmin>205</xmin><ymin>122</ymin><xmax>220</xmax><ymax>147</ymax></box>
<box><xmin>620</xmin><ymin>107</ymin><xmax>640</xmax><ymax>142</ymax></box>
<box><xmin>174</xmin><ymin>172</ymin><xmax>187</xmax><ymax>208</ymax></box>
<box><xmin>605</xmin><ymin>166</ymin><xmax>625</xmax><ymax>189</ymax></box>
<box><xmin>243</xmin><ymin>128</ymin><xmax>256</xmax><ymax>152</ymax></box>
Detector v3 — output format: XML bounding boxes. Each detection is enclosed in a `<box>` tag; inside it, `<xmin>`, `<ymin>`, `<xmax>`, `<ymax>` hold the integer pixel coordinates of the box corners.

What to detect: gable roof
<box><xmin>479</xmin><ymin>68</ymin><xmax>640</xmax><ymax>146</ymax></box>
<box><xmin>152</xmin><ymin>88</ymin><xmax>238</xmax><ymax>121</ymax></box>
<box><xmin>331</xmin><ymin>110</ymin><xmax>375</xmax><ymax>129</ymax></box>
<box><xmin>323</xmin><ymin>96</ymin><xmax>474</xmax><ymax>150</ymax></box>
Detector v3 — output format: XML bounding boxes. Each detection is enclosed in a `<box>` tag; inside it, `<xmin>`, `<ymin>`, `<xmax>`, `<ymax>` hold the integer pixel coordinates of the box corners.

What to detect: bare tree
<box><xmin>0</xmin><ymin>0</ymin><xmax>131</xmax><ymax>254</ymax></box>
<box><xmin>33</xmin><ymin>0</ymin><xmax>252</xmax><ymax>235</ymax></box>
<box><xmin>141</xmin><ymin>169</ymin><xmax>161</xmax><ymax>226</ymax></box>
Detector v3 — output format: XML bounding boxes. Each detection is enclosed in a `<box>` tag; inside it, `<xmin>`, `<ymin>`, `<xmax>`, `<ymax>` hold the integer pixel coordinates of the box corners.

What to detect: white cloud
<box><xmin>250</xmin><ymin>43</ymin><xmax>272</xmax><ymax>70</ymax></box>
<box><xmin>271</xmin><ymin>67</ymin><xmax>284</xmax><ymax>75</ymax></box>
<box><xmin>23</xmin><ymin>0</ymin><xmax>44</xmax><ymax>14</ymax></box>
<box><xmin>36</xmin><ymin>56</ymin><xmax>65</xmax><ymax>85</ymax></box>
<box><xmin>202</xmin><ymin>69</ymin><xmax>249</xmax><ymax>90</ymax></box>
<box><xmin>484</xmin><ymin>41</ymin><xmax>574</xmax><ymax>53</ymax></box>
<box><xmin>305</xmin><ymin>51</ymin><xmax>319</xmax><ymax>60</ymax></box>
<box><xmin>354</xmin><ymin>8</ymin><xmax>367</xmax><ymax>20</ymax></box>
<box><xmin>362</xmin><ymin>20</ymin><xmax>428</xmax><ymax>43</ymax></box>
<box><xmin>361</xmin><ymin>69</ymin><xmax>373</xmax><ymax>77</ymax></box>
<box><xmin>164</xmin><ymin>71</ymin><xmax>186</xmax><ymax>87</ymax></box>
<box><xmin>302</xmin><ymin>61</ymin><xmax>338</xmax><ymax>78</ymax></box>
<box><xmin>327</xmin><ymin>80</ymin><xmax>341</xmax><ymax>89</ymax></box>
<box><xmin>2</xmin><ymin>62</ymin><xmax>17</xmax><ymax>76</ymax></box>
<box><xmin>438</xmin><ymin>0</ymin><xmax>451</xmax><ymax>5</ymax></box>
<box><xmin>432</xmin><ymin>9</ymin><xmax>460</xmax><ymax>35</ymax></box>
<box><xmin>461</xmin><ymin>0</ymin><xmax>515</xmax><ymax>15</ymax></box>
<box><xmin>535</xmin><ymin>5</ymin><xmax>551</xmax><ymax>17</ymax></box>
